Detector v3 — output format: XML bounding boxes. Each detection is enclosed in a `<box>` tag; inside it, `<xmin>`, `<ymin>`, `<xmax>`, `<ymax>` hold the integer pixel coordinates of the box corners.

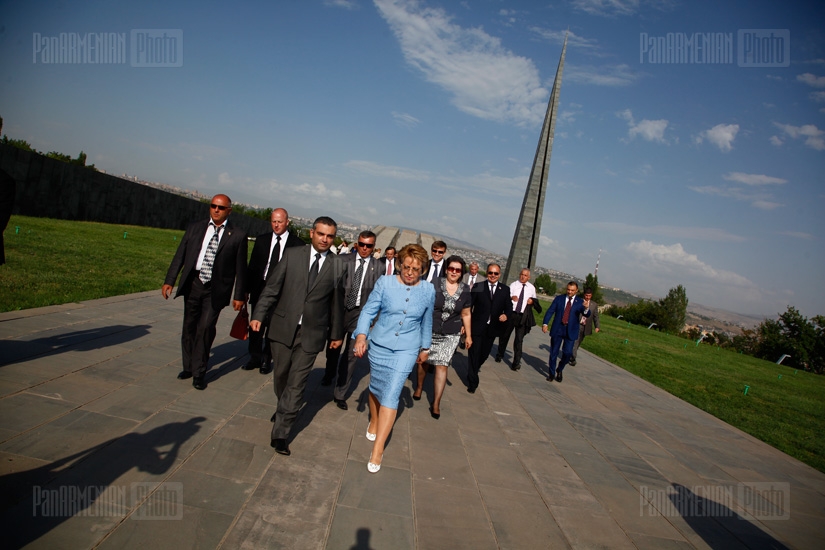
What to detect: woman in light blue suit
<box><xmin>354</xmin><ymin>244</ymin><xmax>435</xmax><ymax>473</ymax></box>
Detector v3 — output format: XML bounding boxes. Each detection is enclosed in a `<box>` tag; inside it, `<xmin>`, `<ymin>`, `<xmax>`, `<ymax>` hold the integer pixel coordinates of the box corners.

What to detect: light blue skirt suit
<box><xmin>354</xmin><ymin>275</ymin><xmax>435</xmax><ymax>408</ymax></box>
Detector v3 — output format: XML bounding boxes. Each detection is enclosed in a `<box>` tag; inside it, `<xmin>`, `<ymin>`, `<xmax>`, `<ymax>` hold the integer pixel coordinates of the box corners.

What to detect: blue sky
<box><xmin>2</xmin><ymin>0</ymin><xmax>823</xmax><ymax>318</ymax></box>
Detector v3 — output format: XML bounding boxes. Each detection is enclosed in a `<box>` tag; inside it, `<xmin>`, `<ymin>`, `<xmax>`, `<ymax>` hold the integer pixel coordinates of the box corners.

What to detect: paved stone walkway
<box><xmin>1</xmin><ymin>291</ymin><xmax>823</xmax><ymax>549</ymax></box>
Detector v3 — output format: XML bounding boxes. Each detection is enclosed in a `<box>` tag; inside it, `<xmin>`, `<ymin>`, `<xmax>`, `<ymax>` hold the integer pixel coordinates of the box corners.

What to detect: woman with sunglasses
<box><xmin>412</xmin><ymin>255</ymin><xmax>472</xmax><ymax>419</ymax></box>
<box><xmin>353</xmin><ymin>244</ymin><xmax>435</xmax><ymax>473</ymax></box>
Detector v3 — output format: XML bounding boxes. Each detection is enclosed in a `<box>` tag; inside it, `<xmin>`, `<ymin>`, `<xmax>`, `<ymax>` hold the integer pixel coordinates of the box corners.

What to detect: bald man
<box><xmin>244</xmin><ymin>208</ymin><xmax>305</xmax><ymax>373</ymax></box>
<box><xmin>162</xmin><ymin>194</ymin><xmax>248</xmax><ymax>390</ymax></box>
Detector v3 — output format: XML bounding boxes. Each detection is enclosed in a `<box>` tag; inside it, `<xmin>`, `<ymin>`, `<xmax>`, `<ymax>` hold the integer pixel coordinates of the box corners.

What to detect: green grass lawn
<box><xmin>580</xmin><ymin>313</ymin><xmax>825</xmax><ymax>473</ymax></box>
<box><xmin>3</xmin><ymin>217</ymin><xmax>824</xmax><ymax>473</ymax></box>
<box><xmin>1</xmin><ymin>215</ymin><xmax>184</xmax><ymax>311</ymax></box>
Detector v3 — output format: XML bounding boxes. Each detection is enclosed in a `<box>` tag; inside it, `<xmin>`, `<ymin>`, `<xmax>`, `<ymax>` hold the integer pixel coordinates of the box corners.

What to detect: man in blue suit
<box><xmin>542</xmin><ymin>281</ymin><xmax>590</xmax><ymax>383</ymax></box>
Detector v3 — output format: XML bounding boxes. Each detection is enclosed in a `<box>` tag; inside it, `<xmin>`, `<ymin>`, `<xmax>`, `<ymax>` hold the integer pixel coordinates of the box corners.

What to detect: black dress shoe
<box><xmin>510</xmin><ymin>363</ymin><xmax>520</xmax><ymax>371</ymax></box>
<box><xmin>271</xmin><ymin>438</ymin><xmax>290</xmax><ymax>456</ymax></box>
<box><xmin>569</xmin><ymin>359</ymin><xmax>577</xmax><ymax>366</ymax></box>
<box><xmin>241</xmin><ymin>361</ymin><xmax>258</xmax><ymax>371</ymax></box>
<box><xmin>270</xmin><ymin>412</ymin><xmax>277</xmax><ymax>422</ymax></box>
<box><xmin>259</xmin><ymin>364</ymin><xmax>270</xmax><ymax>375</ymax></box>
<box><xmin>546</xmin><ymin>375</ymin><xmax>554</xmax><ymax>382</ymax></box>
<box><xmin>494</xmin><ymin>356</ymin><xmax>502</xmax><ymax>363</ymax></box>
<box><xmin>192</xmin><ymin>376</ymin><xmax>206</xmax><ymax>390</ymax></box>
<box><xmin>177</xmin><ymin>371</ymin><xmax>193</xmax><ymax>380</ymax></box>
<box><xmin>334</xmin><ymin>399</ymin><xmax>348</xmax><ymax>411</ymax></box>
<box><xmin>320</xmin><ymin>377</ymin><xmax>333</xmax><ymax>387</ymax></box>
<box><xmin>429</xmin><ymin>406</ymin><xmax>440</xmax><ymax>420</ymax></box>
<box><xmin>467</xmin><ymin>387</ymin><xmax>476</xmax><ymax>394</ymax></box>
<box><xmin>556</xmin><ymin>372</ymin><xmax>563</xmax><ymax>382</ymax></box>
<box><xmin>412</xmin><ymin>393</ymin><xmax>422</xmax><ymax>401</ymax></box>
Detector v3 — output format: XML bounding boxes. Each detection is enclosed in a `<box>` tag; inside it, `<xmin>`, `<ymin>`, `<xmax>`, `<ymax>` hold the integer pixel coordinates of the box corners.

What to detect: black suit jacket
<box><xmin>424</xmin><ymin>260</ymin><xmax>448</xmax><ymax>282</ymax></box>
<box><xmin>164</xmin><ymin>219</ymin><xmax>248</xmax><ymax>310</ymax></box>
<box><xmin>342</xmin><ymin>254</ymin><xmax>385</xmax><ymax>331</ymax></box>
<box><xmin>470</xmin><ymin>281</ymin><xmax>513</xmax><ymax>337</ymax></box>
<box><xmin>252</xmin><ymin>246</ymin><xmax>345</xmax><ymax>354</ymax></box>
<box><xmin>246</xmin><ymin>230</ymin><xmax>304</xmax><ymax>303</ymax></box>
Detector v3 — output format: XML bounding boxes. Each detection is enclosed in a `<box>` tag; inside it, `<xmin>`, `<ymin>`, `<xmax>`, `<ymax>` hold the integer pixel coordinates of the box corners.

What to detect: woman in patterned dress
<box><xmin>412</xmin><ymin>255</ymin><xmax>472</xmax><ymax>419</ymax></box>
<box><xmin>353</xmin><ymin>244</ymin><xmax>435</xmax><ymax>473</ymax></box>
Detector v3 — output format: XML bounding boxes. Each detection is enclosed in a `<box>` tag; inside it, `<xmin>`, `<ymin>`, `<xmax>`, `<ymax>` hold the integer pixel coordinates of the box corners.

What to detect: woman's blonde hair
<box><xmin>397</xmin><ymin>243</ymin><xmax>429</xmax><ymax>269</ymax></box>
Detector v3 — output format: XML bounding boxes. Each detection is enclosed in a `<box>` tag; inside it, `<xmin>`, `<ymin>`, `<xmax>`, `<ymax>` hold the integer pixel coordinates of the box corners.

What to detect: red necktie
<box><xmin>562</xmin><ymin>298</ymin><xmax>572</xmax><ymax>324</ymax></box>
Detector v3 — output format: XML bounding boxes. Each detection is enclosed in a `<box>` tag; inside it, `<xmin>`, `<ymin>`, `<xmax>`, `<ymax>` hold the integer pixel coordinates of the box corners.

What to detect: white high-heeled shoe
<box><xmin>366</xmin><ymin>429</ymin><xmax>376</xmax><ymax>442</ymax></box>
<box><xmin>367</xmin><ymin>453</ymin><xmax>382</xmax><ymax>474</ymax></box>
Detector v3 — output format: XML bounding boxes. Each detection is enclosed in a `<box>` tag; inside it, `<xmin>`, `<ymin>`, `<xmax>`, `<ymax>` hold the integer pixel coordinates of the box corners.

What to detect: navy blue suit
<box><xmin>542</xmin><ymin>294</ymin><xmax>590</xmax><ymax>377</ymax></box>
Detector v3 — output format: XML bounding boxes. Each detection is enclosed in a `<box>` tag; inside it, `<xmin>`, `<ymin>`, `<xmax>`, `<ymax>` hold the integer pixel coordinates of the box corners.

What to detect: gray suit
<box><xmin>572</xmin><ymin>301</ymin><xmax>600</xmax><ymax>361</ymax></box>
<box><xmin>462</xmin><ymin>272</ymin><xmax>484</xmax><ymax>289</ymax></box>
<box><xmin>252</xmin><ymin>245</ymin><xmax>345</xmax><ymax>440</ymax></box>
<box><xmin>324</xmin><ymin>254</ymin><xmax>385</xmax><ymax>400</ymax></box>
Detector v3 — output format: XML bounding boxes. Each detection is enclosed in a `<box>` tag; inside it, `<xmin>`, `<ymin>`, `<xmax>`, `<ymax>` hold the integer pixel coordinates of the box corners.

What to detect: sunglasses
<box><xmin>210</xmin><ymin>204</ymin><xmax>229</xmax><ymax>211</ymax></box>
<box><xmin>487</xmin><ymin>271</ymin><xmax>500</xmax><ymax>276</ymax></box>
<box><xmin>431</xmin><ymin>249</ymin><xmax>445</xmax><ymax>255</ymax></box>
<box><xmin>357</xmin><ymin>242</ymin><xmax>375</xmax><ymax>249</ymax></box>
<box><xmin>446</xmin><ymin>267</ymin><xmax>462</xmax><ymax>274</ymax></box>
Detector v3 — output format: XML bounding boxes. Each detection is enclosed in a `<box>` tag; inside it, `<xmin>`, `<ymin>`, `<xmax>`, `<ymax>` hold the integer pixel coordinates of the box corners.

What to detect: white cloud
<box><xmin>324</xmin><ymin>0</ymin><xmax>357</xmax><ymax>9</ymax></box>
<box><xmin>810</xmin><ymin>91</ymin><xmax>825</xmax><ymax>102</ymax></box>
<box><xmin>722</xmin><ymin>172</ymin><xmax>787</xmax><ymax>186</ymax></box>
<box><xmin>382</xmin><ymin>197</ymin><xmax>396</xmax><ymax>204</ymax></box>
<box><xmin>566</xmin><ymin>64</ymin><xmax>638</xmax><ymax>86</ymax></box>
<box><xmin>696</xmin><ymin>123</ymin><xmax>739</xmax><ymax>152</ymax></box>
<box><xmin>587</xmin><ymin>222</ymin><xmax>745</xmax><ymax>242</ymax></box>
<box><xmin>770</xmin><ymin>135</ymin><xmax>783</xmax><ymax>146</ymax></box>
<box><xmin>625</xmin><ymin>240</ymin><xmax>755</xmax><ymax>287</ymax></box>
<box><xmin>392</xmin><ymin>111</ymin><xmax>421</xmax><ymax>128</ymax></box>
<box><xmin>797</xmin><ymin>73</ymin><xmax>825</xmax><ymax>88</ymax></box>
<box><xmin>617</xmin><ymin>109</ymin><xmax>668</xmax><ymax>143</ymax></box>
<box><xmin>374</xmin><ymin>0</ymin><xmax>549</xmax><ymax>126</ymax></box>
<box><xmin>293</xmin><ymin>182</ymin><xmax>345</xmax><ymax>199</ymax></box>
<box><xmin>751</xmin><ymin>200</ymin><xmax>783</xmax><ymax>210</ymax></box>
<box><xmin>571</xmin><ymin>0</ymin><xmax>639</xmax><ymax>16</ymax></box>
<box><xmin>689</xmin><ymin>184</ymin><xmax>784</xmax><ymax>210</ymax></box>
<box><xmin>344</xmin><ymin>160</ymin><xmax>430</xmax><ymax>181</ymax></box>
<box><xmin>528</xmin><ymin>27</ymin><xmax>600</xmax><ymax>52</ymax></box>
<box><xmin>435</xmin><ymin>171</ymin><xmax>524</xmax><ymax>197</ymax></box>
<box><xmin>258</xmin><ymin>178</ymin><xmax>347</xmax><ymax>202</ymax></box>
<box><xmin>773</xmin><ymin>122</ymin><xmax>825</xmax><ymax>151</ymax></box>
<box><xmin>218</xmin><ymin>172</ymin><xmax>233</xmax><ymax>186</ymax></box>
<box><xmin>779</xmin><ymin>231</ymin><xmax>813</xmax><ymax>240</ymax></box>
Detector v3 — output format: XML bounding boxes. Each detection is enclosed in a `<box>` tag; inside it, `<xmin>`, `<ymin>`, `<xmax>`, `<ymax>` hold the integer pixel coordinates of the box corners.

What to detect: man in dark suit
<box><xmin>542</xmin><ymin>281</ymin><xmax>591</xmax><ymax>383</ymax></box>
<box><xmin>466</xmin><ymin>263</ymin><xmax>512</xmax><ymax>393</ymax></box>
<box><xmin>497</xmin><ymin>268</ymin><xmax>542</xmax><ymax>370</ymax></box>
<box><xmin>381</xmin><ymin>246</ymin><xmax>397</xmax><ymax>276</ymax></box>
<box><xmin>162</xmin><ymin>194</ymin><xmax>248</xmax><ymax>390</ymax></box>
<box><xmin>321</xmin><ymin>230</ymin><xmax>385</xmax><ymax>409</ymax></box>
<box><xmin>571</xmin><ymin>287</ymin><xmax>600</xmax><ymax>366</ymax></box>
<box><xmin>250</xmin><ymin>216</ymin><xmax>345</xmax><ymax>456</ymax></box>
<box><xmin>424</xmin><ymin>240</ymin><xmax>447</xmax><ymax>282</ymax></box>
<box><xmin>244</xmin><ymin>208</ymin><xmax>304</xmax><ymax>374</ymax></box>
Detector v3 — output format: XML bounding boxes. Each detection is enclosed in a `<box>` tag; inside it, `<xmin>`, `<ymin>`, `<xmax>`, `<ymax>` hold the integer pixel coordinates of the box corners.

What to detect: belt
<box><xmin>193</xmin><ymin>271</ymin><xmax>211</xmax><ymax>288</ymax></box>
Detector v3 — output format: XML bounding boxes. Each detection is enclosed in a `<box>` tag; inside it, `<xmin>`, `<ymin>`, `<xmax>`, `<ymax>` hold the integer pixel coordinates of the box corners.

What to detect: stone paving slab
<box><xmin>1</xmin><ymin>291</ymin><xmax>823</xmax><ymax>549</ymax></box>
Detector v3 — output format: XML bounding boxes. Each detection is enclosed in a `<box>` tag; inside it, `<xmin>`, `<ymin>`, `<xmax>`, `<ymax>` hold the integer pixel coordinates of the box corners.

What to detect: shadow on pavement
<box><xmin>0</xmin><ymin>416</ymin><xmax>206</xmax><ymax>549</ymax></box>
<box><xmin>666</xmin><ymin>483</ymin><xmax>789</xmax><ymax>549</ymax></box>
<box><xmin>0</xmin><ymin>324</ymin><xmax>151</xmax><ymax>367</ymax></box>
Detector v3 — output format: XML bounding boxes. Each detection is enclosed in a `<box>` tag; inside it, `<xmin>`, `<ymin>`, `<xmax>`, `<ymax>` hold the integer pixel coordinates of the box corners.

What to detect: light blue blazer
<box><xmin>355</xmin><ymin>275</ymin><xmax>435</xmax><ymax>352</ymax></box>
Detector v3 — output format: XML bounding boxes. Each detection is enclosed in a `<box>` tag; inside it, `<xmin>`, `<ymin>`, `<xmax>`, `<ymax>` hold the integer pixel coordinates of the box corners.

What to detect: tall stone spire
<box><xmin>502</xmin><ymin>34</ymin><xmax>568</xmax><ymax>284</ymax></box>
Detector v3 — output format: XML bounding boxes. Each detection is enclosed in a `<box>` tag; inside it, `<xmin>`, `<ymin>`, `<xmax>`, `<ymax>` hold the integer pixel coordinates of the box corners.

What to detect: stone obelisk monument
<box><xmin>502</xmin><ymin>35</ymin><xmax>568</xmax><ymax>284</ymax></box>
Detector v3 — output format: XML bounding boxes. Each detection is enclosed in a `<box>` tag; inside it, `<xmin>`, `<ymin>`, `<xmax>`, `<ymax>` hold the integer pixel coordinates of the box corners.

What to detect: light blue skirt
<box><xmin>368</xmin><ymin>341</ymin><xmax>419</xmax><ymax>409</ymax></box>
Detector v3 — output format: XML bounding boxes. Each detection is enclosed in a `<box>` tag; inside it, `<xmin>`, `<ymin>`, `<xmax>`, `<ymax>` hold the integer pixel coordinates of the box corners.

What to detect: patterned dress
<box><xmin>428</xmin><ymin>279</ymin><xmax>471</xmax><ymax>366</ymax></box>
